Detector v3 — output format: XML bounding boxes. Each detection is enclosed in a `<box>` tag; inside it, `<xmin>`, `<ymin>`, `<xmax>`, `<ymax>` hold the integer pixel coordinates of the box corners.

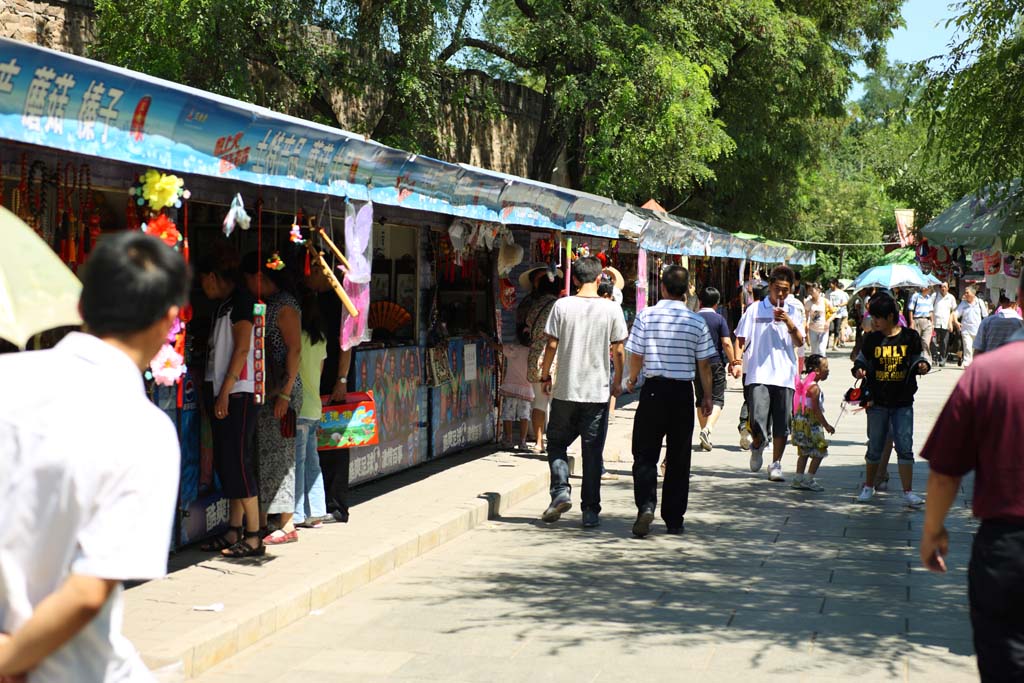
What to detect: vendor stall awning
<box><xmin>0</xmin><ymin>38</ymin><xmax>633</xmax><ymax>239</ymax></box>
<box><xmin>922</xmin><ymin>181</ymin><xmax>1024</xmax><ymax>251</ymax></box>
<box><xmin>637</xmin><ymin>214</ymin><xmax>817</xmax><ymax>265</ymax></box>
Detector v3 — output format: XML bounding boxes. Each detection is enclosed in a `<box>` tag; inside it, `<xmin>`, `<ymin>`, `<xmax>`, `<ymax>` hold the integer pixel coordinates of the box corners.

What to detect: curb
<box><xmin>137</xmin><ymin>453</ymin><xmax>572</xmax><ymax>679</ymax></box>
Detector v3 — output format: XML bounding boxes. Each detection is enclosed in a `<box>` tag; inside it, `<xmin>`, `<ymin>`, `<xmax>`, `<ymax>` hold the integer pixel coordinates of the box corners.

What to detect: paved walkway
<box><xmin>175</xmin><ymin>352</ymin><xmax>977</xmax><ymax>682</ymax></box>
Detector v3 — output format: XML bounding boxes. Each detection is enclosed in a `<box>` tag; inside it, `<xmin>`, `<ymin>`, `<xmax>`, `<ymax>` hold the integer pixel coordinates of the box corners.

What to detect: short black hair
<box><xmin>535</xmin><ymin>272</ymin><xmax>562</xmax><ymax>297</ymax></box>
<box><xmin>242</xmin><ymin>251</ymin><xmax>298</xmax><ymax>295</ymax></box>
<box><xmin>698</xmin><ymin>286</ymin><xmax>720</xmax><ymax>308</ymax></box>
<box><xmin>829</xmin><ymin>278</ymin><xmax>840</xmax><ymax>288</ymax></box>
<box><xmin>662</xmin><ymin>265</ymin><xmax>689</xmax><ymax>297</ymax></box>
<box><xmin>769</xmin><ymin>265</ymin><xmax>796</xmax><ymax>286</ymax></box>
<box><xmin>597</xmin><ymin>281</ymin><xmax>615</xmax><ymax>298</ymax></box>
<box><xmin>868</xmin><ymin>293</ymin><xmax>899</xmax><ymax>322</ymax></box>
<box><xmin>804</xmin><ymin>354</ymin><xmax>826</xmax><ymax>375</ymax></box>
<box><xmin>80</xmin><ymin>232</ymin><xmax>189</xmax><ymax>336</ymax></box>
<box><xmin>1000</xmin><ymin>294</ymin><xmax>1012</xmax><ymax>307</ymax></box>
<box><xmin>572</xmin><ymin>256</ymin><xmax>603</xmax><ymax>285</ymax></box>
<box><xmin>753</xmin><ymin>285</ymin><xmax>767</xmax><ymax>302</ymax></box>
<box><xmin>515</xmin><ymin>324</ymin><xmax>531</xmax><ymax>346</ymax></box>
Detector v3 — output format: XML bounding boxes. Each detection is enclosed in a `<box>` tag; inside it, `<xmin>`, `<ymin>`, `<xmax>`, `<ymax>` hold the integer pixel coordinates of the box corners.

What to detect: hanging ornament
<box><xmin>222</xmin><ymin>193</ymin><xmax>251</xmax><ymax>237</ymax></box>
<box><xmin>265</xmin><ymin>252</ymin><xmax>286</xmax><ymax>271</ymax></box>
<box><xmin>500</xmin><ymin>277</ymin><xmax>517</xmax><ymax>310</ymax></box>
<box><xmin>142</xmin><ymin>213</ymin><xmax>182</xmax><ymax>248</ymax></box>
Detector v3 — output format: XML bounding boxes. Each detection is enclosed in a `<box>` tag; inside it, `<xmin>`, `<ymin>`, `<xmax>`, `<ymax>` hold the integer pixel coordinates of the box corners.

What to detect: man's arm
<box><xmin>610</xmin><ymin>341</ymin><xmax>625</xmax><ymax>397</ymax></box>
<box><xmin>921</xmin><ymin>472</ymin><xmax>961</xmax><ymax>572</ymax></box>
<box><xmin>626</xmin><ymin>352</ymin><xmax>644</xmax><ymax>391</ymax></box>
<box><xmin>540</xmin><ymin>336</ymin><xmax>558</xmax><ymax>394</ymax></box>
<box><xmin>0</xmin><ymin>575</ymin><xmax>117</xmax><ymax>677</ymax></box>
<box><xmin>731</xmin><ymin>337</ymin><xmax>745</xmax><ymax>378</ymax></box>
<box><xmin>697</xmin><ymin>357</ymin><xmax>713</xmax><ymax>416</ymax></box>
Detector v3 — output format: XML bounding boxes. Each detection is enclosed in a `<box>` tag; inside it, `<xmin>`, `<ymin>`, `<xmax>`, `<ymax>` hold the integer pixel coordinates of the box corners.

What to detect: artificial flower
<box><xmin>149</xmin><ymin>343</ymin><xmax>186</xmax><ymax>387</ymax></box>
<box><xmin>143</xmin><ymin>213</ymin><xmax>181</xmax><ymax>248</ymax></box>
<box><xmin>140</xmin><ymin>169</ymin><xmax>185</xmax><ymax>211</ymax></box>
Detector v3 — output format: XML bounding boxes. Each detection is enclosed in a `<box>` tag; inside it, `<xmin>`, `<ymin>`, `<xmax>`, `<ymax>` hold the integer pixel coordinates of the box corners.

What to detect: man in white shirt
<box><xmin>931</xmin><ymin>282</ymin><xmax>958</xmax><ymax>367</ymax></box>
<box><xmin>734</xmin><ymin>266</ymin><xmax>806</xmax><ymax>482</ymax></box>
<box><xmin>954</xmin><ymin>286</ymin><xmax>988</xmax><ymax>367</ymax></box>
<box><xmin>0</xmin><ymin>232</ymin><xmax>187</xmax><ymax>683</ymax></box>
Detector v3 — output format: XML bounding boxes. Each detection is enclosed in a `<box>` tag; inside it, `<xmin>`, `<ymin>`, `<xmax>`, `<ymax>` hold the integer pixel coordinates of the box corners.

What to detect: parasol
<box><xmin>850</xmin><ymin>264</ymin><xmax>934</xmax><ymax>292</ymax></box>
<box><xmin>0</xmin><ymin>206</ymin><xmax>82</xmax><ymax>348</ymax></box>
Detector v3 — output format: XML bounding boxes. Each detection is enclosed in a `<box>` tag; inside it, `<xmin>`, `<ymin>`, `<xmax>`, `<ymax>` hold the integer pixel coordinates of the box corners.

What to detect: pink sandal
<box><xmin>263</xmin><ymin>529</ymin><xmax>299</xmax><ymax>545</ymax></box>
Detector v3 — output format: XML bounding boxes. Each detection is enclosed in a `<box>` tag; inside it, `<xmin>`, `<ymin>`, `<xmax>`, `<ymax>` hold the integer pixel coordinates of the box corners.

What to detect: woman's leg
<box><xmin>531</xmin><ymin>408</ymin><xmax>547</xmax><ymax>452</ymax></box>
<box><xmin>293</xmin><ymin>422</ymin><xmax>309</xmax><ymax>525</ymax></box>
<box><xmin>304</xmin><ymin>422</ymin><xmax>327</xmax><ymax>520</ymax></box>
<box><xmin>517</xmin><ymin>419</ymin><xmax>530</xmax><ymax>448</ymax></box>
<box><xmin>808</xmin><ymin>456</ymin><xmax>822</xmax><ymax>476</ymax></box>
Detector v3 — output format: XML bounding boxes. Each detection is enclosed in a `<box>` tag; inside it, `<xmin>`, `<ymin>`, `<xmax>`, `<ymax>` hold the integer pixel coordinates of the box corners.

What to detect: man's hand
<box><xmin>854</xmin><ymin>368</ymin><xmax>867</xmax><ymax>380</ymax></box>
<box><xmin>701</xmin><ymin>396</ymin><xmax>714</xmax><ymax>418</ymax></box>
<box><xmin>825</xmin><ymin>424</ymin><xmax>835</xmax><ymax>435</ymax></box>
<box><xmin>214</xmin><ymin>393</ymin><xmax>230</xmax><ymax>420</ymax></box>
<box><xmin>730</xmin><ymin>364</ymin><xmax>742</xmax><ymax>379</ymax></box>
<box><xmin>626</xmin><ymin>376</ymin><xmax>638</xmax><ymax>393</ymax></box>
<box><xmin>611</xmin><ymin>382</ymin><xmax>623</xmax><ymax>399</ymax></box>
<box><xmin>920</xmin><ymin>526</ymin><xmax>950</xmax><ymax>573</ymax></box>
<box><xmin>0</xmin><ymin>634</ymin><xmax>25</xmax><ymax>683</ymax></box>
<box><xmin>330</xmin><ymin>382</ymin><xmax>347</xmax><ymax>402</ymax></box>
<box><xmin>916</xmin><ymin>361</ymin><xmax>930</xmax><ymax>375</ymax></box>
<box><xmin>542</xmin><ymin>378</ymin><xmax>553</xmax><ymax>396</ymax></box>
<box><xmin>773</xmin><ymin>308</ymin><xmax>791</xmax><ymax>326</ymax></box>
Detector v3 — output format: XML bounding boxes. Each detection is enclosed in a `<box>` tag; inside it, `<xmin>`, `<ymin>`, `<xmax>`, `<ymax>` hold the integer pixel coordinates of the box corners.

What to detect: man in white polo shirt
<box><xmin>735</xmin><ymin>265</ymin><xmax>806</xmax><ymax>482</ymax></box>
<box><xmin>625</xmin><ymin>266</ymin><xmax>716</xmax><ymax>537</ymax></box>
<box><xmin>0</xmin><ymin>232</ymin><xmax>186</xmax><ymax>683</ymax></box>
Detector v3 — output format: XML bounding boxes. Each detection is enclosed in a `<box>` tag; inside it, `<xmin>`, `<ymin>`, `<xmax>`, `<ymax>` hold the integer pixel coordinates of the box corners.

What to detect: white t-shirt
<box><xmin>956</xmin><ymin>298</ymin><xmax>988</xmax><ymax>336</ymax></box>
<box><xmin>544</xmin><ymin>295</ymin><xmax>629</xmax><ymax>403</ymax></box>
<box><xmin>933</xmin><ymin>292</ymin><xmax>958</xmax><ymax>329</ymax></box>
<box><xmin>805</xmin><ymin>299</ymin><xmax>827</xmax><ymax>333</ymax></box>
<box><xmin>0</xmin><ymin>333</ymin><xmax>180</xmax><ymax>683</ymax></box>
<box><xmin>735</xmin><ymin>297</ymin><xmax>805</xmax><ymax>388</ymax></box>
<box><xmin>827</xmin><ymin>289</ymin><xmax>849</xmax><ymax>318</ymax></box>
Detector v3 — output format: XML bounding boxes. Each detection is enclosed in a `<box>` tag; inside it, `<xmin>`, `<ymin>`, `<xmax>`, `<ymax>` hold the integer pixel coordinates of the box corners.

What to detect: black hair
<box><xmin>1000</xmin><ymin>293</ymin><xmax>1012</xmax><ymax>307</ymax></box>
<box><xmin>868</xmin><ymin>293</ymin><xmax>899</xmax><ymax>322</ymax></box>
<box><xmin>829</xmin><ymin>278</ymin><xmax>840</xmax><ymax>288</ymax></box>
<box><xmin>535</xmin><ymin>273</ymin><xmax>562</xmax><ymax>297</ymax></box>
<box><xmin>515</xmin><ymin>324</ymin><xmax>531</xmax><ymax>347</ymax></box>
<box><xmin>769</xmin><ymin>265</ymin><xmax>796</xmax><ymax>286</ymax></box>
<box><xmin>241</xmin><ymin>251</ymin><xmax>298</xmax><ymax>296</ymax></box>
<box><xmin>195</xmin><ymin>240</ymin><xmax>241</xmax><ymax>283</ymax></box>
<box><xmin>572</xmin><ymin>256</ymin><xmax>603</xmax><ymax>285</ymax></box>
<box><xmin>804</xmin><ymin>354</ymin><xmax>826</xmax><ymax>375</ymax></box>
<box><xmin>698</xmin><ymin>285</ymin><xmax>721</xmax><ymax>308</ymax></box>
<box><xmin>753</xmin><ymin>285</ymin><xmax>767</xmax><ymax>302</ymax></box>
<box><xmin>793</xmin><ymin>269</ymin><xmax>802</xmax><ymax>282</ymax></box>
<box><xmin>79</xmin><ymin>232</ymin><xmax>190</xmax><ymax>336</ymax></box>
<box><xmin>661</xmin><ymin>265</ymin><xmax>689</xmax><ymax>298</ymax></box>
<box><xmin>300</xmin><ymin>287</ymin><xmax>326</xmax><ymax>345</ymax></box>
<box><xmin>597</xmin><ymin>281</ymin><xmax>615</xmax><ymax>298</ymax></box>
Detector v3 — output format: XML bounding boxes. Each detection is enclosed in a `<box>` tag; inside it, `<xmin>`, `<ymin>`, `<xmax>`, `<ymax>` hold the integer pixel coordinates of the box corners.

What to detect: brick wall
<box><xmin>1</xmin><ymin>0</ymin><xmax>95</xmax><ymax>55</ymax></box>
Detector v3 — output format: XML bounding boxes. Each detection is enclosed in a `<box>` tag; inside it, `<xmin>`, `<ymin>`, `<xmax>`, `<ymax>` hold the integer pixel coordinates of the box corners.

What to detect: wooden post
<box><xmin>307</xmin><ymin>242</ymin><xmax>360</xmax><ymax>318</ymax></box>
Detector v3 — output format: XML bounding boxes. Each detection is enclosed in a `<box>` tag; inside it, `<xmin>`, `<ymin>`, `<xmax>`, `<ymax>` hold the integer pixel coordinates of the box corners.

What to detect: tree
<box><xmin>920</xmin><ymin>0</ymin><xmax>1024</xmax><ymax>193</ymax></box>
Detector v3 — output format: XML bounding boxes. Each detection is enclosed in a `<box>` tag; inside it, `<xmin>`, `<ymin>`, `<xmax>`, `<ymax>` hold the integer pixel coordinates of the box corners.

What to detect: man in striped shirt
<box><xmin>625</xmin><ymin>266</ymin><xmax>716</xmax><ymax>537</ymax></box>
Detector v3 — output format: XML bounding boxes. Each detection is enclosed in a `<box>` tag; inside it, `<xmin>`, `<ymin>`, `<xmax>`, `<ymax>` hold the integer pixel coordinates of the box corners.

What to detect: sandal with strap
<box><xmin>221</xmin><ymin>530</ymin><xmax>266</xmax><ymax>559</ymax></box>
<box><xmin>200</xmin><ymin>526</ymin><xmax>242</xmax><ymax>552</ymax></box>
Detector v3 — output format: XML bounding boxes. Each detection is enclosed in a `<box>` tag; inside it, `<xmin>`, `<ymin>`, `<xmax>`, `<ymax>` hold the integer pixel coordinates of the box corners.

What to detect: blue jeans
<box><xmin>294</xmin><ymin>418</ymin><xmax>327</xmax><ymax>523</ymax></box>
<box><xmin>546</xmin><ymin>399</ymin><xmax>608</xmax><ymax>513</ymax></box>
<box><xmin>866</xmin><ymin>405</ymin><xmax>914</xmax><ymax>464</ymax></box>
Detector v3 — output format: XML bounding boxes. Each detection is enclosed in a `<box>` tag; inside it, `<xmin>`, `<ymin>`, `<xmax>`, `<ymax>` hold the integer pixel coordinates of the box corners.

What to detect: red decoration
<box><xmin>500</xmin><ymin>277</ymin><xmax>517</xmax><ymax>310</ymax></box>
<box><xmin>145</xmin><ymin>214</ymin><xmax>181</xmax><ymax>247</ymax></box>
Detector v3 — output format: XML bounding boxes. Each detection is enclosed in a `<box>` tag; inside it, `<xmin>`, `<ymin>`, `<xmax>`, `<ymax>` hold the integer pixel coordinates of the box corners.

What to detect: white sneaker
<box><xmin>739</xmin><ymin>428</ymin><xmax>752</xmax><ymax>450</ymax></box>
<box><xmin>790</xmin><ymin>473</ymin><xmax>805</xmax><ymax>489</ymax></box>
<box><xmin>749</xmin><ymin>445</ymin><xmax>764</xmax><ymax>472</ymax></box>
<box><xmin>802</xmin><ymin>477</ymin><xmax>825</xmax><ymax>492</ymax></box>
<box><xmin>902</xmin><ymin>491</ymin><xmax>924</xmax><ymax>507</ymax></box>
<box><xmin>768</xmin><ymin>462</ymin><xmax>785</xmax><ymax>482</ymax></box>
<box><xmin>856</xmin><ymin>485</ymin><xmax>876</xmax><ymax>503</ymax></box>
<box><xmin>699</xmin><ymin>429</ymin><xmax>713</xmax><ymax>452</ymax></box>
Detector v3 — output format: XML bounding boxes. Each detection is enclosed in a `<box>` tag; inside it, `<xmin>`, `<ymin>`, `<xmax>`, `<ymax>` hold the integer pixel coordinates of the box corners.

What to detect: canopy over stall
<box><xmin>922</xmin><ymin>181</ymin><xmax>1024</xmax><ymax>251</ymax></box>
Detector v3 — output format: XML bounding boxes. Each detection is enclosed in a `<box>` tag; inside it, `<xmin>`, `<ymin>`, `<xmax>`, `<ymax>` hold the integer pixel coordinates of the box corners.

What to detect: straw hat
<box><xmin>602</xmin><ymin>266</ymin><xmax>625</xmax><ymax>291</ymax></box>
<box><xmin>519</xmin><ymin>264</ymin><xmax>563</xmax><ymax>290</ymax></box>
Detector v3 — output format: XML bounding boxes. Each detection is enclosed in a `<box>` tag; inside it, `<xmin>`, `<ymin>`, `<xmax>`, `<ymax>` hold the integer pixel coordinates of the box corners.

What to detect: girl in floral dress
<box><xmin>790</xmin><ymin>354</ymin><xmax>835</xmax><ymax>492</ymax></box>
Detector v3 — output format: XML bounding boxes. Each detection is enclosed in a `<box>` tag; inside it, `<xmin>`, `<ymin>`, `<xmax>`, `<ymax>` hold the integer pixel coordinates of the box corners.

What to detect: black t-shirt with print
<box><xmin>858</xmin><ymin>327</ymin><xmax>925</xmax><ymax>407</ymax></box>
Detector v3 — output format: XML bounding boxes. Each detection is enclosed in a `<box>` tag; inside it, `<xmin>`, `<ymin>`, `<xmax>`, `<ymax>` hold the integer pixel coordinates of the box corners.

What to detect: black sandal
<box><xmin>200</xmin><ymin>526</ymin><xmax>242</xmax><ymax>552</ymax></box>
<box><xmin>221</xmin><ymin>530</ymin><xmax>266</xmax><ymax>559</ymax></box>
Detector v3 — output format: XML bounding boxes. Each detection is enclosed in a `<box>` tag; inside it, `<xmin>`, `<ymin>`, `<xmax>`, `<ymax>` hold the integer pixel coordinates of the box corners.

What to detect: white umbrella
<box><xmin>0</xmin><ymin>206</ymin><xmax>82</xmax><ymax>348</ymax></box>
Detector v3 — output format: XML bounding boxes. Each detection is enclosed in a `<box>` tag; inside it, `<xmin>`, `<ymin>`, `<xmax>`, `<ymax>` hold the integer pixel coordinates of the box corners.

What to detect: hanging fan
<box><xmin>368</xmin><ymin>301</ymin><xmax>411</xmax><ymax>332</ymax></box>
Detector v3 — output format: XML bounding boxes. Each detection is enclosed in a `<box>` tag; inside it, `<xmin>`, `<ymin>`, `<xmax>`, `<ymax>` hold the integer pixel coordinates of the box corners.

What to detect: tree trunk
<box><xmin>529</xmin><ymin>80</ymin><xmax>566</xmax><ymax>183</ymax></box>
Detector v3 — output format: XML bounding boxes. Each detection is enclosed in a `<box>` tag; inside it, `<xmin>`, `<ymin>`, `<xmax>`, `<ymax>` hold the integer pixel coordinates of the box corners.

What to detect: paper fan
<box><xmin>368</xmin><ymin>302</ymin><xmax>411</xmax><ymax>332</ymax></box>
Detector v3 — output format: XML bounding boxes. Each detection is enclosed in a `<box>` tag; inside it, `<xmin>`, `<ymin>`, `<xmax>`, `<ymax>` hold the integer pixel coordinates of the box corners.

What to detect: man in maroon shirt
<box><xmin>920</xmin><ymin>325</ymin><xmax>1024</xmax><ymax>681</ymax></box>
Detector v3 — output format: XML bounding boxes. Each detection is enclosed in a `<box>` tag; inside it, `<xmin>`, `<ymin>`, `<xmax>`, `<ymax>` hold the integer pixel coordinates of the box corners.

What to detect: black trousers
<box><xmin>319</xmin><ymin>450</ymin><xmax>351</xmax><ymax>521</ymax></box>
<box><xmin>970</xmin><ymin>520</ymin><xmax>1024</xmax><ymax>681</ymax></box>
<box><xmin>934</xmin><ymin>328</ymin><xmax>951</xmax><ymax>364</ymax></box>
<box><xmin>631</xmin><ymin>377</ymin><xmax>694</xmax><ymax>528</ymax></box>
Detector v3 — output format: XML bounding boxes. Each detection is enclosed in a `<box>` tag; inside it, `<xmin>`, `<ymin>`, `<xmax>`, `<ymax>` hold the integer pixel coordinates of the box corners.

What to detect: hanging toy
<box><xmin>222</xmin><ymin>193</ymin><xmax>251</xmax><ymax>237</ymax></box>
<box><xmin>253</xmin><ymin>198</ymin><xmax>267</xmax><ymax>406</ymax></box>
<box><xmin>266</xmin><ymin>252</ymin><xmax>286</xmax><ymax>271</ymax></box>
<box><xmin>289</xmin><ymin>217</ymin><xmax>305</xmax><ymax>244</ymax></box>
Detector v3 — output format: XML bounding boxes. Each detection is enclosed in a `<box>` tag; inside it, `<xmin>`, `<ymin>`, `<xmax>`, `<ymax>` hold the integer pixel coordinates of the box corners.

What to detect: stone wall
<box><xmin>1</xmin><ymin>0</ymin><xmax>95</xmax><ymax>55</ymax></box>
<box><xmin>0</xmin><ymin>0</ymin><xmax>567</xmax><ymax>185</ymax></box>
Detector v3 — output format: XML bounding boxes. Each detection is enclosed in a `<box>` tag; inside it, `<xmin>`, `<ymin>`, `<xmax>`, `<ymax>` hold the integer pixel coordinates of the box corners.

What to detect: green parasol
<box><xmin>921</xmin><ymin>181</ymin><xmax>1024</xmax><ymax>251</ymax></box>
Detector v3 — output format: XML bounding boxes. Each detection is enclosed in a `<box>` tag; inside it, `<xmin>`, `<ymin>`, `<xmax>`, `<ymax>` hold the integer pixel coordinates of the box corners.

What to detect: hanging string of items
<box><xmin>253</xmin><ymin>198</ymin><xmax>267</xmax><ymax>406</ymax></box>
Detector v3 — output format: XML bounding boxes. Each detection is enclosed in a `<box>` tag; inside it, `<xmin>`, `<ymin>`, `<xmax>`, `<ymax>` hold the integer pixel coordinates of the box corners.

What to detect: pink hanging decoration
<box><xmin>341</xmin><ymin>277</ymin><xmax>370</xmax><ymax>350</ymax></box>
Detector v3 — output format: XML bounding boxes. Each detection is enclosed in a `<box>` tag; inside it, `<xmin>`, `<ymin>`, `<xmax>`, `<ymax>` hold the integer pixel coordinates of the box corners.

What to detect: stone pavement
<box><xmin>180</xmin><ymin>352</ymin><xmax>979</xmax><ymax>683</ymax></box>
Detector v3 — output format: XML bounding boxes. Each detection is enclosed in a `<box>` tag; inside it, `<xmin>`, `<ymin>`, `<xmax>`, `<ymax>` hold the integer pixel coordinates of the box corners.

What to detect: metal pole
<box><xmin>838</xmin><ymin>248</ymin><xmax>845</xmax><ymax>279</ymax></box>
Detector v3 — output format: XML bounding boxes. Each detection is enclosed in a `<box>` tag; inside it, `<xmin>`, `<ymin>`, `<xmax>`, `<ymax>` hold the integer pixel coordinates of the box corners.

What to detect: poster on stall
<box><xmin>347</xmin><ymin>346</ymin><xmax>428</xmax><ymax>486</ymax></box>
<box><xmin>431</xmin><ymin>339</ymin><xmax>496</xmax><ymax>459</ymax></box>
<box><xmin>464</xmin><ymin>344</ymin><xmax>477</xmax><ymax>382</ymax></box>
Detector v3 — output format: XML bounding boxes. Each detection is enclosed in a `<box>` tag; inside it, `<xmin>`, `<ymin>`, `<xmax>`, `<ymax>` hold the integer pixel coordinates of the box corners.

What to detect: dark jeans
<box><xmin>319</xmin><ymin>450</ymin><xmax>351</xmax><ymax>521</ymax></box>
<box><xmin>547</xmin><ymin>398</ymin><xmax>609</xmax><ymax>513</ymax></box>
<box><xmin>970</xmin><ymin>521</ymin><xmax>1024</xmax><ymax>681</ymax></box>
<box><xmin>935</xmin><ymin>328</ymin><xmax>951</xmax><ymax>364</ymax></box>
<box><xmin>631</xmin><ymin>377</ymin><xmax>694</xmax><ymax>528</ymax></box>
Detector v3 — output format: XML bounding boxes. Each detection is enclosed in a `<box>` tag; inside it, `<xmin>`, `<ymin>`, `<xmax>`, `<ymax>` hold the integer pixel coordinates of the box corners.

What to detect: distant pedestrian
<box><xmin>931</xmin><ymin>282</ymin><xmax>957</xmax><ymax>366</ymax></box>
<box><xmin>695</xmin><ymin>286</ymin><xmax>738</xmax><ymax>452</ymax></box>
<box><xmin>790</xmin><ymin>355</ymin><xmax>835</xmax><ymax>492</ymax></box>
<box><xmin>625</xmin><ymin>266</ymin><xmax>716</xmax><ymax>537</ymax></box>
<box><xmin>909</xmin><ymin>285</ymin><xmax>935</xmax><ymax>364</ymax></box>
<box><xmin>538</xmin><ymin>257</ymin><xmax>628</xmax><ymax>528</ymax></box>
<box><xmin>975</xmin><ymin>286</ymin><xmax>1024</xmax><ymax>355</ymax></box>
<box><xmin>734</xmin><ymin>266</ymin><xmax>805</xmax><ymax>482</ymax></box>
<box><xmin>827</xmin><ymin>279</ymin><xmax>850</xmax><ymax>350</ymax></box>
<box><xmin>294</xmin><ymin>288</ymin><xmax>329</xmax><ymax>529</ymax></box>
<box><xmin>804</xmin><ymin>283</ymin><xmax>829</xmax><ymax>356</ymax></box>
<box><xmin>954</xmin><ymin>286</ymin><xmax>987</xmax><ymax>367</ymax></box>
<box><xmin>853</xmin><ymin>293</ymin><xmax>930</xmax><ymax>506</ymax></box>
<box><xmin>0</xmin><ymin>232</ymin><xmax>187</xmax><ymax>682</ymax></box>
<box><xmin>735</xmin><ymin>282</ymin><xmax>766</xmax><ymax>450</ymax></box>
<box><xmin>522</xmin><ymin>268</ymin><xmax>562</xmax><ymax>454</ymax></box>
<box><xmin>919</xmin><ymin>320</ymin><xmax>1024</xmax><ymax>681</ymax></box>
<box><xmin>499</xmin><ymin>325</ymin><xmax>535</xmax><ymax>451</ymax></box>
